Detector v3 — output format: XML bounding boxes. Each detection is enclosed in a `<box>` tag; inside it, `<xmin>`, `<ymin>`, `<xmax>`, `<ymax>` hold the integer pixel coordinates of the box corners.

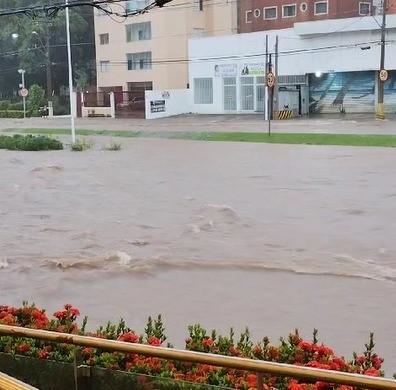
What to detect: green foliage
<box><xmin>0</xmin><ymin>134</ymin><xmax>63</xmax><ymax>151</ymax></box>
<box><xmin>70</xmin><ymin>139</ymin><xmax>92</xmax><ymax>152</ymax></box>
<box><xmin>27</xmin><ymin>84</ymin><xmax>46</xmax><ymax>112</ymax></box>
<box><xmin>0</xmin><ymin>100</ymin><xmax>11</xmax><ymax>110</ymax></box>
<box><xmin>145</xmin><ymin>315</ymin><xmax>167</xmax><ymax>343</ymax></box>
<box><xmin>75</xmin><ymin>68</ymin><xmax>89</xmax><ymax>92</ymax></box>
<box><xmin>0</xmin><ymin>110</ymin><xmax>24</xmax><ymax>118</ymax></box>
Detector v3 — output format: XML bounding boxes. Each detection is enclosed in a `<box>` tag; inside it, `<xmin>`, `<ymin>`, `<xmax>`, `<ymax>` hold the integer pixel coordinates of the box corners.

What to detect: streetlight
<box><xmin>18</xmin><ymin>69</ymin><xmax>27</xmax><ymax>119</ymax></box>
<box><xmin>65</xmin><ymin>0</ymin><xmax>76</xmax><ymax>143</ymax></box>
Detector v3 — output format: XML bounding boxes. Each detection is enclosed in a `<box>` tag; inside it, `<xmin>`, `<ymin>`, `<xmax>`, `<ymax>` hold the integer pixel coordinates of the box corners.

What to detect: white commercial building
<box><xmin>187</xmin><ymin>14</ymin><xmax>396</xmax><ymax>115</ymax></box>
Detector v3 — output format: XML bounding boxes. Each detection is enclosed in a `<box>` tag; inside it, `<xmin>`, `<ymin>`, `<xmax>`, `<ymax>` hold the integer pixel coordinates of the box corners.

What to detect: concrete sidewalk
<box><xmin>1</xmin><ymin>114</ymin><xmax>395</xmax><ymax>134</ymax></box>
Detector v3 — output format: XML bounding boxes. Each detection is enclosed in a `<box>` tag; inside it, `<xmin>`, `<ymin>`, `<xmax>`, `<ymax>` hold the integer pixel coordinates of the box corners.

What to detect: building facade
<box><xmin>94</xmin><ymin>0</ymin><xmax>237</xmax><ymax>93</ymax></box>
<box><xmin>239</xmin><ymin>0</ymin><xmax>396</xmax><ymax>33</ymax></box>
<box><xmin>188</xmin><ymin>14</ymin><xmax>396</xmax><ymax>115</ymax></box>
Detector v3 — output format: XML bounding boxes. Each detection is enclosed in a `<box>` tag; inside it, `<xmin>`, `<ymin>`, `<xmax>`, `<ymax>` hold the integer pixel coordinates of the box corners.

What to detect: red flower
<box><xmin>246</xmin><ymin>373</ymin><xmax>257</xmax><ymax>388</ymax></box>
<box><xmin>356</xmin><ymin>355</ymin><xmax>366</xmax><ymax>365</ymax></box>
<box><xmin>16</xmin><ymin>343</ymin><xmax>30</xmax><ymax>354</ymax></box>
<box><xmin>298</xmin><ymin>341</ymin><xmax>313</xmax><ymax>352</ymax></box>
<box><xmin>317</xmin><ymin>345</ymin><xmax>333</xmax><ymax>357</ymax></box>
<box><xmin>338</xmin><ymin>386</ymin><xmax>353</xmax><ymax>390</ymax></box>
<box><xmin>314</xmin><ymin>381</ymin><xmax>329</xmax><ymax>390</ymax></box>
<box><xmin>288</xmin><ymin>380</ymin><xmax>307</xmax><ymax>390</ymax></box>
<box><xmin>148</xmin><ymin>336</ymin><xmax>161</xmax><ymax>346</ymax></box>
<box><xmin>364</xmin><ymin>367</ymin><xmax>380</xmax><ymax>377</ymax></box>
<box><xmin>118</xmin><ymin>332</ymin><xmax>139</xmax><ymax>343</ymax></box>
<box><xmin>202</xmin><ymin>338</ymin><xmax>214</xmax><ymax>348</ymax></box>
<box><xmin>372</xmin><ymin>356</ymin><xmax>384</xmax><ymax>370</ymax></box>
<box><xmin>329</xmin><ymin>357</ymin><xmax>347</xmax><ymax>371</ymax></box>
<box><xmin>38</xmin><ymin>350</ymin><xmax>50</xmax><ymax>359</ymax></box>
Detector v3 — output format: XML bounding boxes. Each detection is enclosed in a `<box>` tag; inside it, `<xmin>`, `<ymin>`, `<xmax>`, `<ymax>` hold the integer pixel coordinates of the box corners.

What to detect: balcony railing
<box><xmin>0</xmin><ymin>372</ymin><xmax>37</xmax><ymax>390</ymax></box>
<box><xmin>0</xmin><ymin>324</ymin><xmax>396</xmax><ymax>390</ymax></box>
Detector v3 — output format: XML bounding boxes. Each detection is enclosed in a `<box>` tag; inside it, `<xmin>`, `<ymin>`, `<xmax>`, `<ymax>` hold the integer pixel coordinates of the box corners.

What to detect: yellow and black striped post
<box><xmin>277</xmin><ymin>110</ymin><xmax>293</xmax><ymax>120</ymax></box>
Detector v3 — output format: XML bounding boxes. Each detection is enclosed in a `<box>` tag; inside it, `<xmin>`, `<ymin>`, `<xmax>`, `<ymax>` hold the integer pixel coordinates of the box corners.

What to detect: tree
<box><xmin>0</xmin><ymin>0</ymin><xmax>95</xmax><ymax>100</ymax></box>
<box><xmin>27</xmin><ymin>84</ymin><xmax>46</xmax><ymax>113</ymax></box>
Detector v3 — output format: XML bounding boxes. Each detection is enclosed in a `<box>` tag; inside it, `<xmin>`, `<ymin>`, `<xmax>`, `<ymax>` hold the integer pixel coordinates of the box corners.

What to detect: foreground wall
<box><xmin>145</xmin><ymin>89</ymin><xmax>192</xmax><ymax>119</ymax></box>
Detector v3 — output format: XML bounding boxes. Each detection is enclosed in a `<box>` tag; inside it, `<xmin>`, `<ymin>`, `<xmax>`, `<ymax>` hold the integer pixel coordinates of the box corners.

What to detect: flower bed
<box><xmin>0</xmin><ymin>303</ymin><xmax>388</xmax><ymax>390</ymax></box>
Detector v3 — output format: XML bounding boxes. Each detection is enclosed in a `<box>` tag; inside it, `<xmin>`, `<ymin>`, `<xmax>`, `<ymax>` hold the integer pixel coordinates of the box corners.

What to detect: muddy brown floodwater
<box><xmin>1</xmin><ymin>138</ymin><xmax>396</xmax><ymax>373</ymax></box>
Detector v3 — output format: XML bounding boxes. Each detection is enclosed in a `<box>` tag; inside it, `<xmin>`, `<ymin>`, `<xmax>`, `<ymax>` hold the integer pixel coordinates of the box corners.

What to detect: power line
<box><xmin>0</xmin><ymin>0</ymin><xmax>172</xmax><ymax>18</ymax></box>
<box><xmin>92</xmin><ymin>39</ymin><xmax>391</xmax><ymax>68</ymax></box>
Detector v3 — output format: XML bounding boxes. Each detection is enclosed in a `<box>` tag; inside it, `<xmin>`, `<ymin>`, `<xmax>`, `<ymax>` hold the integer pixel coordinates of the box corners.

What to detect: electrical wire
<box><xmin>0</xmin><ymin>0</ymin><xmax>172</xmax><ymax>18</ymax></box>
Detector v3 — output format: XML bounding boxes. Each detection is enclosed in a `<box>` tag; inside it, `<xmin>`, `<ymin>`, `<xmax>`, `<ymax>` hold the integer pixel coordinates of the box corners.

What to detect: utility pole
<box><xmin>18</xmin><ymin>69</ymin><xmax>26</xmax><ymax>119</ymax></box>
<box><xmin>376</xmin><ymin>0</ymin><xmax>387</xmax><ymax>119</ymax></box>
<box><xmin>274</xmin><ymin>35</ymin><xmax>279</xmax><ymax>117</ymax></box>
<box><xmin>268</xmin><ymin>54</ymin><xmax>273</xmax><ymax>136</ymax></box>
<box><xmin>65</xmin><ymin>0</ymin><xmax>76</xmax><ymax>143</ymax></box>
<box><xmin>265</xmin><ymin>35</ymin><xmax>268</xmax><ymax>121</ymax></box>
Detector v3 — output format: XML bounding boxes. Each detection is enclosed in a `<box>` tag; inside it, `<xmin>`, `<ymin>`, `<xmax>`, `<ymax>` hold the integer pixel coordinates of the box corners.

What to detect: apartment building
<box><xmin>94</xmin><ymin>0</ymin><xmax>237</xmax><ymax>93</ymax></box>
<box><xmin>239</xmin><ymin>0</ymin><xmax>396</xmax><ymax>33</ymax></box>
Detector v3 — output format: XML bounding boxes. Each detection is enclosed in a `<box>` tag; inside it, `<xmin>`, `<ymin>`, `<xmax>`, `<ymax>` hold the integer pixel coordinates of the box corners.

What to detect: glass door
<box><xmin>240</xmin><ymin>77</ymin><xmax>254</xmax><ymax>111</ymax></box>
<box><xmin>223</xmin><ymin>77</ymin><xmax>237</xmax><ymax>111</ymax></box>
<box><xmin>255</xmin><ymin>76</ymin><xmax>265</xmax><ymax>112</ymax></box>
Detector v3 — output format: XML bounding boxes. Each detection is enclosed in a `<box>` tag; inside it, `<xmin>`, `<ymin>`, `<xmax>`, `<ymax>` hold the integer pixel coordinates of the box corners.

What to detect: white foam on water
<box><xmin>0</xmin><ymin>258</ymin><xmax>9</xmax><ymax>269</ymax></box>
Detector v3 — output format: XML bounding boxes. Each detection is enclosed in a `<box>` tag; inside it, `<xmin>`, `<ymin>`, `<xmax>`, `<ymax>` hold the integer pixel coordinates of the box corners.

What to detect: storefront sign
<box><xmin>150</xmin><ymin>100</ymin><xmax>166</xmax><ymax>113</ymax></box>
<box><xmin>241</xmin><ymin>63</ymin><xmax>265</xmax><ymax>76</ymax></box>
<box><xmin>214</xmin><ymin>64</ymin><xmax>238</xmax><ymax>77</ymax></box>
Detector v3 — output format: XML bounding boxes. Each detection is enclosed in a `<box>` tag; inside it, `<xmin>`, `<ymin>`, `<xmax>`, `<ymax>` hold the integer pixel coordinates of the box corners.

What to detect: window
<box><xmin>314</xmin><ymin>1</ymin><xmax>328</xmax><ymax>15</ymax></box>
<box><xmin>126</xmin><ymin>22</ymin><xmax>151</xmax><ymax>42</ymax></box>
<box><xmin>99</xmin><ymin>33</ymin><xmax>109</xmax><ymax>45</ymax></box>
<box><xmin>127</xmin><ymin>52</ymin><xmax>152</xmax><ymax>70</ymax></box>
<box><xmin>194</xmin><ymin>0</ymin><xmax>203</xmax><ymax>11</ymax></box>
<box><xmin>126</xmin><ymin>0</ymin><xmax>150</xmax><ymax>12</ymax></box>
<box><xmin>282</xmin><ymin>4</ymin><xmax>296</xmax><ymax>18</ymax></box>
<box><xmin>359</xmin><ymin>2</ymin><xmax>371</xmax><ymax>15</ymax></box>
<box><xmin>100</xmin><ymin>61</ymin><xmax>110</xmax><ymax>73</ymax></box>
<box><xmin>194</xmin><ymin>78</ymin><xmax>213</xmax><ymax>104</ymax></box>
<box><xmin>264</xmin><ymin>6</ymin><xmax>277</xmax><ymax>20</ymax></box>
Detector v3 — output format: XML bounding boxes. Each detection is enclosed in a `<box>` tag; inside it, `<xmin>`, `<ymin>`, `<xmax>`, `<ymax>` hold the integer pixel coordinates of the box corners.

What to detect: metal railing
<box><xmin>0</xmin><ymin>372</ymin><xmax>37</xmax><ymax>390</ymax></box>
<box><xmin>0</xmin><ymin>324</ymin><xmax>396</xmax><ymax>390</ymax></box>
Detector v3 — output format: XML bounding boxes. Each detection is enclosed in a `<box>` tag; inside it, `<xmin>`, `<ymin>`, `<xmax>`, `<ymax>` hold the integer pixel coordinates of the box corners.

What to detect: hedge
<box><xmin>0</xmin><ymin>135</ymin><xmax>63</xmax><ymax>151</ymax></box>
<box><xmin>0</xmin><ymin>110</ymin><xmax>41</xmax><ymax>118</ymax></box>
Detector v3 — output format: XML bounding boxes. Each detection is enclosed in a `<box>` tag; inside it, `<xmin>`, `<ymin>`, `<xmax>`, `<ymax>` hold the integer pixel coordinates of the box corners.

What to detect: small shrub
<box><xmin>0</xmin><ymin>110</ymin><xmax>24</xmax><ymax>118</ymax></box>
<box><xmin>27</xmin><ymin>84</ymin><xmax>46</xmax><ymax>113</ymax></box>
<box><xmin>0</xmin><ymin>135</ymin><xmax>63</xmax><ymax>151</ymax></box>
<box><xmin>8</xmin><ymin>102</ymin><xmax>23</xmax><ymax>111</ymax></box>
<box><xmin>71</xmin><ymin>139</ymin><xmax>92</xmax><ymax>152</ymax></box>
<box><xmin>104</xmin><ymin>142</ymin><xmax>121</xmax><ymax>151</ymax></box>
<box><xmin>0</xmin><ymin>100</ymin><xmax>10</xmax><ymax>110</ymax></box>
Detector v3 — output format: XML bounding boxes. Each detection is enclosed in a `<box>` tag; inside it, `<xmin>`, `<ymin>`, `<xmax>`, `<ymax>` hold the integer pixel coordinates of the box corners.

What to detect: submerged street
<box><xmin>1</xmin><ymin>136</ymin><xmax>395</xmax><ymax>371</ymax></box>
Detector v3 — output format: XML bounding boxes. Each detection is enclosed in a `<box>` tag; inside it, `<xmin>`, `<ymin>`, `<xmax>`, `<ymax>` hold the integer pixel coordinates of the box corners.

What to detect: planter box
<box><xmin>0</xmin><ymin>353</ymin><xmax>228</xmax><ymax>390</ymax></box>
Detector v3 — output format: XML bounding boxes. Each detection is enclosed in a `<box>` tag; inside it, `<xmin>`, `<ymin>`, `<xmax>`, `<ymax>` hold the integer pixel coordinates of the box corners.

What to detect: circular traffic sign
<box><xmin>266</xmin><ymin>72</ymin><xmax>275</xmax><ymax>88</ymax></box>
<box><xmin>380</xmin><ymin>69</ymin><xmax>388</xmax><ymax>82</ymax></box>
<box><xmin>19</xmin><ymin>88</ymin><xmax>29</xmax><ymax>98</ymax></box>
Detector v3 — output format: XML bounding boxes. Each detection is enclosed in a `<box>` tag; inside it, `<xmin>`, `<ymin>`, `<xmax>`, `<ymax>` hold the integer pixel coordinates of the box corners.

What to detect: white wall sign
<box><xmin>241</xmin><ymin>63</ymin><xmax>265</xmax><ymax>76</ymax></box>
<box><xmin>214</xmin><ymin>64</ymin><xmax>238</xmax><ymax>77</ymax></box>
<box><xmin>150</xmin><ymin>100</ymin><xmax>166</xmax><ymax>113</ymax></box>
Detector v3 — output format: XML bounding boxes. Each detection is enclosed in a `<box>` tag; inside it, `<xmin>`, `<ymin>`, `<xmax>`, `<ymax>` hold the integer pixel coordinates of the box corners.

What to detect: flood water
<box><xmin>1</xmin><ymin>138</ymin><xmax>396</xmax><ymax>373</ymax></box>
